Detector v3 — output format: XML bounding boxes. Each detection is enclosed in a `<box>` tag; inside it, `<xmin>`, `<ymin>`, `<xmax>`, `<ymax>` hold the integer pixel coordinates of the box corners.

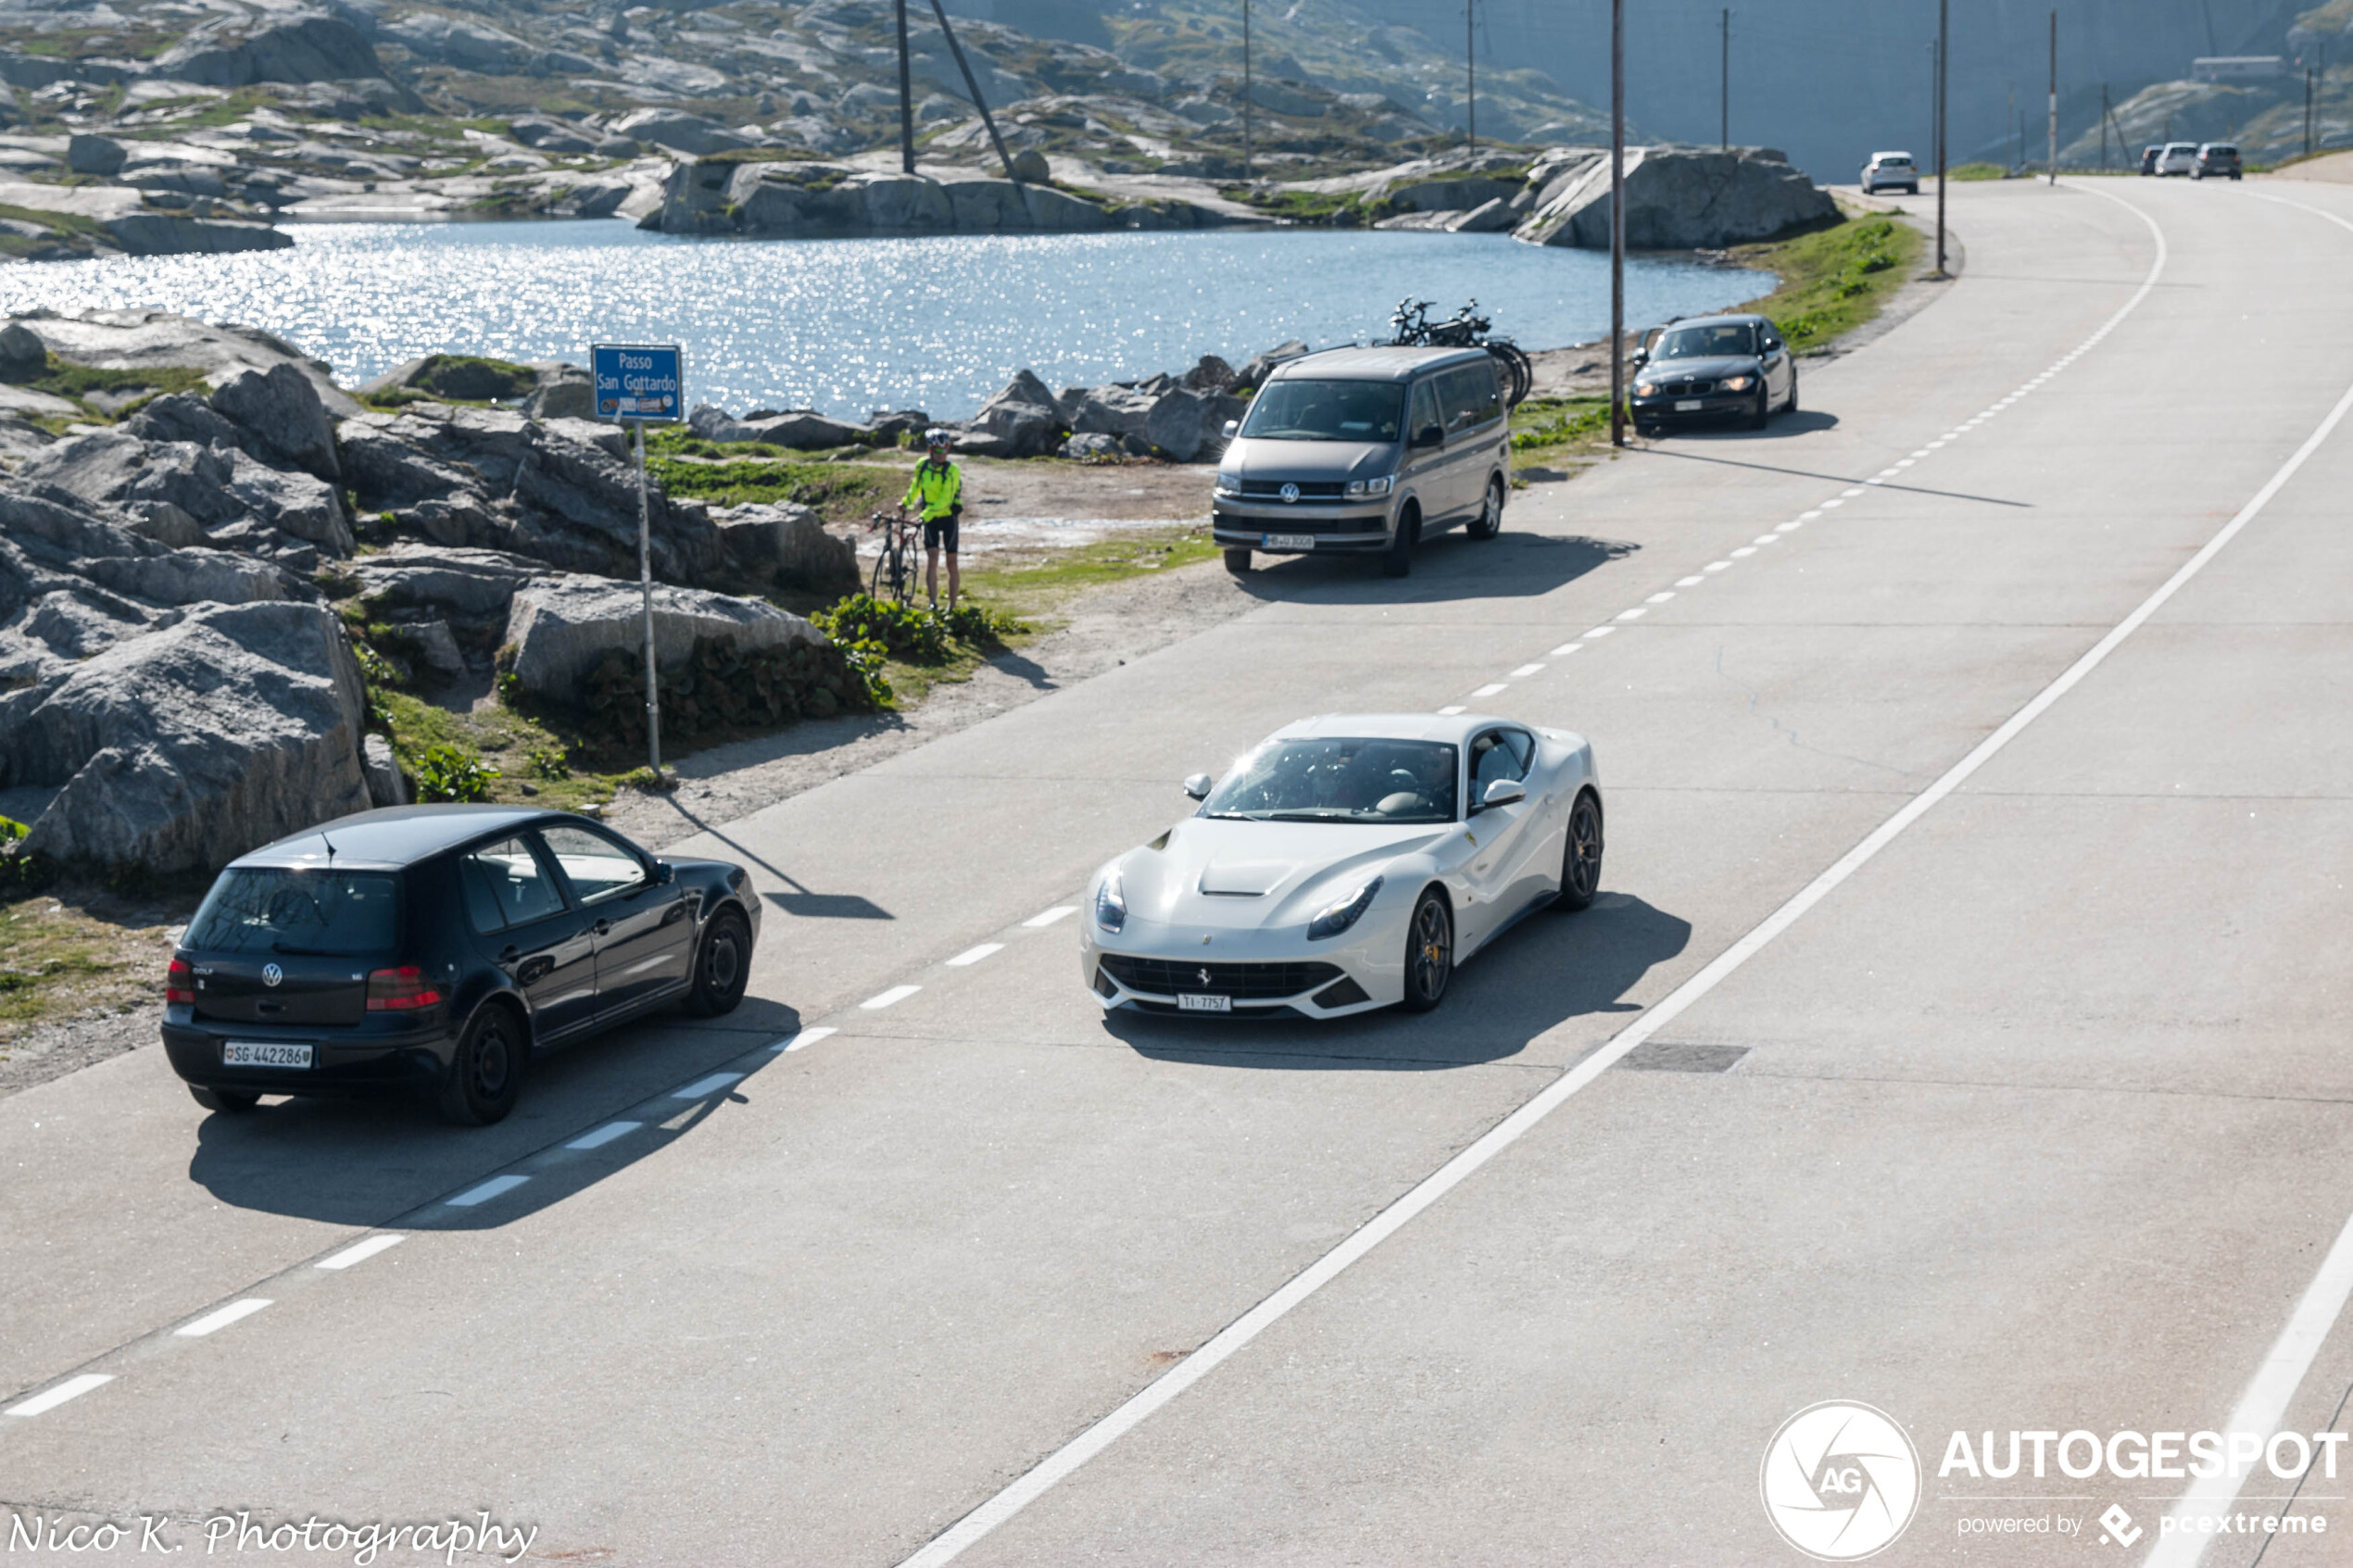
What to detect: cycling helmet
<box><xmin>924</xmin><ymin>427</ymin><xmax>950</xmax><ymax>449</ymax></box>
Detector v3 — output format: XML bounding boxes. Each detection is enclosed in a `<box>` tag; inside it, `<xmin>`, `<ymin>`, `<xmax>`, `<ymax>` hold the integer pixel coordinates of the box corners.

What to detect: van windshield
<box><xmin>187</xmin><ymin>868</ymin><xmax>400</xmax><ymax>955</ymax></box>
<box><xmin>1239</xmin><ymin>381</ymin><xmax>1405</xmax><ymax>442</ymax></box>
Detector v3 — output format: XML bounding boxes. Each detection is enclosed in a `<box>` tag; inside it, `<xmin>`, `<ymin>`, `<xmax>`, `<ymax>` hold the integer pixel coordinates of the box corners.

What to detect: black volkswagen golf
<box><xmin>163</xmin><ymin>805</ymin><xmax>761</xmax><ymax>1126</ymax></box>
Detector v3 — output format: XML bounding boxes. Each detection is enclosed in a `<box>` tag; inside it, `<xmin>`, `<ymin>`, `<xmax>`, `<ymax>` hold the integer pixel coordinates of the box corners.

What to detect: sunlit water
<box><xmin>0</xmin><ymin>220</ymin><xmax>1773</xmax><ymax>420</ymax></box>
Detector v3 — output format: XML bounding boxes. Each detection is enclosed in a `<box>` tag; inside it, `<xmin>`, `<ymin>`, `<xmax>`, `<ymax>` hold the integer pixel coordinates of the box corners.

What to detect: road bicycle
<box><xmin>867</xmin><ymin>509</ymin><xmax>920</xmax><ymax>602</ymax></box>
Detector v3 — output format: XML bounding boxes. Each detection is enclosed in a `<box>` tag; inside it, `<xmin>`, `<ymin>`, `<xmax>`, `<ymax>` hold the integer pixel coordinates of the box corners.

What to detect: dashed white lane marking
<box><xmin>673</xmin><ymin>1073</ymin><xmax>744</xmax><ymax>1098</ymax></box>
<box><xmin>1753</xmin><ymin>535</ymin><xmax>1780</xmax><ymax>546</ymax></box>
<box><xmin>1819</xmin><ymin>498</ymin><xmax>1843</xmax><ymax>508</ymax></box>
<box><xmin>1023</xmin><ymin>906</ymin><xmax>1076</xmax><ymax>928</ymax></box>
<box><xmin>1583</xmin><ymin>625</ymin><xmax>1616</xmax><ymax>638</ymax></box>
<box><xmin>315</xmin><ymin>1235</ymin><xmax>405</xmax><ymax>1272</ymax></box>
<box><xmin>566</xmin><ymin>1122</ymin><xmax>641</xmax><ymax>1150</ymax></box>
<box><xmin>5</xmin><ymin>1374</ymin><xmax>110</xmax><ymax>1418</ymax></box>
<box><xmin>1643</xmin><ymin>592</ymin><xmax>1675</xmax><ymax>605</ymax></box>
<box><xmin>896</xmin><ymin>190</ymin><xmax>2275</xmax><ymax>1568</ymax></box>
<box><xmin>445</xmin><ymin>1174</ymin><xmax>530</xmax><ymax>1208</ymax></box>
<box><xmin>1776</xmin><ymin>521</ymin><xmax>1804</xmax><ymax>533</ymax></box>
<box><xmin>777</xmin><ymin>1025</ymin><xmax>837</xmax><ymax>1051</ymax></box>
<box><xmin>1471</xmin><ymin>682</ymin><xmax>1508</xmax><ymax>696</ymax></box>
<box><xmin>862</xmin><ymin>985</ymin><xmax>921</xmax><ymax>1010</ymax></box>
<box><xmin>948</xmin><ymin>943</ymin><xmax>1004</xmax><ymax>967</ymax></box>
<box><xmin>1509</xmin><ymin>662</ymin><xmax>1546</xmax><ymax>677</ymax></box>
<box><xmin>1437</xmin><ymin>704</ymin><xmax>1466</xmax><ymax>715</ymax></box>
<box><xmin>175</xmin><ymin>1298</ymin><xmax>271</xmax><ymax>1338</ymax></box>
<box><xmin>1548</xmin><ymin>642</ymin><xmax>1583</xmax><ymax>656</ymax></box>
<box><xmin>1704</xmin><ymin>561</ymin><xmax>1731</xmax><ymax>572</ymax></box>
<box><xmin>1614</xmin><ymin>607</ymin><xmax>1646</xmax><ymax>621</ymax></box>
<box><xmin>1730</xmin><ymin>546</ymin><xmax>1756</xmax><ymax>558</ymax></box>
<box><xmin>1675</xmin><ymin>576</ymin><xmax>1705</xmax><ymax>587</ymax></box>
<box><xmin>1842</xmin><ymin>487</ymin><xmax>1866</xmax><ymax>496</ymax></box>
<box><xmin>1799</xmin><ymin>509</ymin><xmax>1822</xmax><ymax>519</ymax></box>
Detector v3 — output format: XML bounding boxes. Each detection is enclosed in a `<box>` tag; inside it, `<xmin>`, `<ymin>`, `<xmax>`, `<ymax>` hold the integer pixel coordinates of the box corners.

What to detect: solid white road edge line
<box><xmin>174</xmin><ymin>1298</ymin><xmax>271</xmax><ymax>1337</ymax></box>
<box><xmin>892</xmin><ymin>185</ymin><xmax>2246</xmax><ymax>1568</ymax></box>
<box><xmin>4</xmin><ymin>1374</ymin><xmax>111</xmax><ymax>1418</ymax></box>
<box><xmin>315</xmin><ymin>1235</ymin><xmax>405</xmax><ymax>1271</ymax></box>
<box><xmin>2143</xmin><ymin>180</ymin><xmax>2353</xmax><ymax>1568</ymax></box>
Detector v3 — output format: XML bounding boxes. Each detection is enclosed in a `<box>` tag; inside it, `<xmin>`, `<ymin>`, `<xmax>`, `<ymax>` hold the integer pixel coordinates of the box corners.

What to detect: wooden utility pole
<box><xmin>2046</xmin><ymin>10</ymin><xmax>2057</xmax><ymax>183</ymax></box>
<box><xmin>1241</xmin><ymin>0</ymin><xmax>1252</xmax><ymax>180</ymax></box>
<box><xmin>894</xmin><ymin>0</ymin><xmax>914</xmax><ymax>173</ymax></box>
<box><xmin>1719</xmin><ymin>7</ymin><xmax>1729</xmax><ymax>149</ymax></box>
<box><xmin>2099</xmin><ymin>82</ymin><xmax>2109</xmax><ymax>170</ymax></box>
<box><xmin>1608</xmin><ymin>0</ymin><xmax>1626</xmax><ymax>447</ymax></box>
<box><xmin>1934</xmin><ymin>0</ymin><xmax>1948</xmax><ymax>277</ymax></box>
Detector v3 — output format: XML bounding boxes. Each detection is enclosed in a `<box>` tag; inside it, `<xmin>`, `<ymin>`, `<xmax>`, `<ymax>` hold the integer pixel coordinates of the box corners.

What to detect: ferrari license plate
<box><xmin>1675</xmin><ymin>398</ymin><xmax>1704</xmax><ymax>411</ymax></box>
<box><xmin>1261</xmin><ymin>533</ymin><xmax>1315</xmax><ymax>551</ymax></box>
<box><xmin>222</xmin><ymin>1040</ymin><xmax>313</xmax><ymax>1069</ymax></box>
<box><xmin>1176</xmin><ymin>993</ymin><xmax>1232</xmax><ymax>1013</ymax></box>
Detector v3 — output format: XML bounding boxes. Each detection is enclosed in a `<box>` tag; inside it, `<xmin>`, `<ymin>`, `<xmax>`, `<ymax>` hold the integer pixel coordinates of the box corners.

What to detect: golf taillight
<box><xmin>366</xmin><ymin>965</ymin><xmax>443</xmax><ymax>1011</ymax></box>
<box><xmin>165</xmin><ymin>958</ymin><xmax>194</xmax><ymax>1006</ymax></box>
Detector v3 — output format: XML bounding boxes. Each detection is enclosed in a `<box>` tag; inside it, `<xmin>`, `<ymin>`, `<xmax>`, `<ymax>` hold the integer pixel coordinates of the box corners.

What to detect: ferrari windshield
<box><xmin>1202</xmin><ymin>738</ymin><xmax>1458</xmax><ymax>823</ymax></box>
<box><xmin>1238</xmin><ymin>380</ymin><xmax>1406</xmax><ymax>442</ymax></box>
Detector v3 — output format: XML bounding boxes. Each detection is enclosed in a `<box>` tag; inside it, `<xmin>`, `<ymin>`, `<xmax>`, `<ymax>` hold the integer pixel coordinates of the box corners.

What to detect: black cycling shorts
<box><xmin>923</xmin><ymin>510</ymin><xmax>961</xmax><ymax>554</ymax></box>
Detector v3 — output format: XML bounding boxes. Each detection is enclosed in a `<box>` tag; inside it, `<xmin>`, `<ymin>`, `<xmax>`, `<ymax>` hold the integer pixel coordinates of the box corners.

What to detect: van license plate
<box><xmin>1261</xmin><ymin>533</ymin><xmax>1315</xmax><ymax>551</ymax></box>
<box><xmin>1176</xmin><ymin>993</ymin><xmax>1231</xmax><ymax>1013</ymax></box>
<box><xmin>1675</xmin><ymin>399</ymin><xmax>1704</xmax><ymax>411</ymax></box>
<box><xmin>222</xmin><ymin>1041</ymin><xmax>313</xmax><ymax>1069</ymax></box>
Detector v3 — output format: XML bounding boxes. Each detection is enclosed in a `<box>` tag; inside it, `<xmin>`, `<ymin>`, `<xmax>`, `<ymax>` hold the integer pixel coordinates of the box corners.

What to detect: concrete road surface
<box><xmin>4</xmin><ymin>177</ymin><xmax>2352</xmax><ymax>1568</ymax></box>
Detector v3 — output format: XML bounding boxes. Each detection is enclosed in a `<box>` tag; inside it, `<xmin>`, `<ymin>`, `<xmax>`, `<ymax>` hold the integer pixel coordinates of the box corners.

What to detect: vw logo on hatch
<box><xmin>261</xmin><ymin>963</ymin><xmax>283</xmax><ymax>987</ymax></box>
<box><xmin>1278</xmin><ymin>483</ymin><xmax>1300</xmax><ymax>503</ymax></box>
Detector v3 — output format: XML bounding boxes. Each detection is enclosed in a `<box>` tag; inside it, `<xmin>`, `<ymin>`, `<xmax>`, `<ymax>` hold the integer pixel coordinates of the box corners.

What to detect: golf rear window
<box><xmin>187</xmin><ymin>869</ymin><xmax>400</xmax><ymax>956</ymax></box>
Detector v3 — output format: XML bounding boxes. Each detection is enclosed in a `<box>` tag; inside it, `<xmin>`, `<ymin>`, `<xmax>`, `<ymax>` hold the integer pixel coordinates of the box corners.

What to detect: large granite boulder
<box><xmin>971</xmin><ymin>370</ymin><xmax>1062</xmax><ymax>458</ymax></box>
<box><xmin>611</xmin><ymin>108</ymin><xmax>751</xmax><ymax>157</ymax></box>
<box><xmin>348</xmin><ymin>546</ymin><xmax>547</xmax><ymax>620</ymax></box>
<box><xmin>14</xmin><ymin>309</ymin><xmax>359</xmax><ymax>416</ymax></box>
<box><xmin>710</xmin><ymin>502</ymin><xmax>859</xmax><ymax>595</ymax></box>
<box><xmin>686</xmin><ymin>404</ymin><xmax>869</xmax><ymax>449</ymax></box>
<box><xmin>502</xmin><ymin>576</ymin><xmax>827</xmax><ymax>701</ymax></box>
<box><xmin>211</xmin><ymin>362</ymin><xmax>339</xmax><ymax>481</ymax></box>
<box><xmin>1515</xmin><ymin>145</ymin><xmax>1836</xmax><ymax>250</ymax></box>
<box><xmin>19</xmin><ymin>429</ymin><xmax>351</xmax><ymax>556</ymax></box>
<box><xmin>383</xmin><ymin>13</ymin><xmax>531</xmax><ymax>73</ymax></box>
<box><xmin>0</xmin><ymin>600</ymin><xmax>371</xmax><ymax>874</ymax></box>
<box><xmin>157</xmin><ymin>16</ymin><xmax>387</xmax><ymax>88</ymax></box>
<box><xmin>659</xmin><ymin>160</ymin><xmax>1121</xmax><ymax>238</ymax></box>
<box><xmin>1062</xmin><ymin>381</ymin><xmax>1241</xmax><ymax>462</ymax></box>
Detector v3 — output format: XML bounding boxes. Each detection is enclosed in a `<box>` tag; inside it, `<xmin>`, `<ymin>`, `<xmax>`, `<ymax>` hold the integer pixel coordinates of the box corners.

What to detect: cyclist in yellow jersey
<box><xmin>900</xmin><ymin>428</ymin><xmax>963</xmax><ymax>608</ymax></box>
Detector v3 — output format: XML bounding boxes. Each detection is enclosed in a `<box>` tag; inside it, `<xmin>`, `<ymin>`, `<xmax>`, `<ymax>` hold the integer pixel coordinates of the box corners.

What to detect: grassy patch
<box><xmin>1218</xmin><ymin>183</ymin><xmax>1385</xmax><ymax>226</ymax></box>
<box><xmin>961</xmin><ymin>525</ymin><xmax>1219</xmax><ymax>625</ymax></box>
<box><xmin>1722</xmin><ymin>213</ymin><xmax>1926</xmax><ymax>353</ymax></box>
<box><xmin>0</xmin><ymin>893</ymin><xmax>182</xmax><ymax>1041</ymax></box>
<box><xmin>648</xmin><ymin>454</ymin><xmax>902</xmax><ymax>522</ymax></box>
<box><xmin>1947</xmin><ymin>161</ymin><xmax>2006</xmax><ymax>181</ymax></box>
<box><xmin>0</xmin><ymin>352</ymin><xmax>212</xmax><ymax>420</ymax></box>
<box><xmin>371</xmin><ymin>688</ymin><xmax>629</xmax><ymax>814</ymax></box>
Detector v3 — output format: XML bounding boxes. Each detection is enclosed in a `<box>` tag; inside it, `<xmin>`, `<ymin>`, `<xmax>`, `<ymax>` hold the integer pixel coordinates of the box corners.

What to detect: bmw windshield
<box><xmin>1202</xmin><ymin>738</ymin><xmax>1458</xmax><ymax>823</ymax></box>
<box><xmin>1239</xmin><ymin>381</ymin><xmax>1406</xmax><ymax>442</ymax></box>
<box><xmin>1657</xmin><ymin>323</ymin><xmax>1757</xmax><ymax>360</ymax></box>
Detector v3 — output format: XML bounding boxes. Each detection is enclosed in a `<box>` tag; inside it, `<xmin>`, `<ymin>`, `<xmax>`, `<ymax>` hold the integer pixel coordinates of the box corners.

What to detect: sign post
<box><xmin>591</xmin><ymin>343</ymin><xmax>684</xmax><ymax>780</ymax></box>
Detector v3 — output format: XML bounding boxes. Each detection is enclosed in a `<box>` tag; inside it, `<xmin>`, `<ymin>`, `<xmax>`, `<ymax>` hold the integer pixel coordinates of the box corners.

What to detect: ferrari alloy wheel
<box><xmin>1556</xmin><ymin>790</ymin><xmax>1604</xmax><ymax>910</ymax></box>
<box><xmin>1402</xmin><ymin>888</ymin><xmax>1453</xmax><ymax>1012</ymax></box>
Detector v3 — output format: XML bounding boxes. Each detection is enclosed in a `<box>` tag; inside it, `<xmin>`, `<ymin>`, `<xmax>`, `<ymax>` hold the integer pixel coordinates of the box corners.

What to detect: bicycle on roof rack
<box><xmin>1387</xmin><ymin>296</ymin><xmax>1534</xmax><ymax>408</ymax></box>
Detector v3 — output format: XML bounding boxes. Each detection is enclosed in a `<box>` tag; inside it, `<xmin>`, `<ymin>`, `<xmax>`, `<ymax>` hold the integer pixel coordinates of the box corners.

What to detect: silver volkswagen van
<box><xmin>1213</xmin><ymin>346</ymin><xmax>1511</xmax><ymax>579</ymax></box>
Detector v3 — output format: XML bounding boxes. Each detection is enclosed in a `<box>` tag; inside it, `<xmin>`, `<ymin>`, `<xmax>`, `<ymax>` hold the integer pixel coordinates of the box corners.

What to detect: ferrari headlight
<box><xmin>1306</xmin><ymin>875</ymin><xmax>1382</xmax><ymax>941</ymax></box>
<box><xmin>1344</xmin><ymin>475</ymin><xmax>1392</xmax><ymax>497</ymax></box>
<box><xmin>1094</xmin><ymin>870</ymin><xmax>1126</xmax><ymax>933</ymax></box>
<box><xmin>1718</xmin><ymin>374</ymin><xmax>1756</xmax><ymax>393</ymax></box>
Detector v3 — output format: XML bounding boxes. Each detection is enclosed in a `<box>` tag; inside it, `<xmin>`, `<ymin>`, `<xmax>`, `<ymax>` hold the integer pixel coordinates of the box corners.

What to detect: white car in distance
<box><xmin>2155</xmin><ymin>142</ymin><xmax>2198</xmax><ymax>175</ymax></box>
<box><xmin>1082</xmin><ymin>714</ymin><xmax>1604</xmax><ymax>1019</ymax></box>
<box><xmin>1861</xmin><ymin>150</ymin><xmax>1920</xmax><ymax>194</ymax></box>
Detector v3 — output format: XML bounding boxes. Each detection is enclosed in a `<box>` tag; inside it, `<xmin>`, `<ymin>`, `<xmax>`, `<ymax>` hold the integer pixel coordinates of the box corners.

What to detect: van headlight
<box><xmin>1344</xmin><ymin>475</ymin><xmax>1392</xmax><ymax>497</ymax></box>
<box><xmin>1214</xmin><ymin>474</ymin><xmax>1240</xmax><ymax>497</ymax></box>
<box><xmin>1095</xmin><ymin>870</ymin><xmax>1127</xmax><ymax>933</ymax></box>
<box><xmin>1307</xmin><ymin>875</ymin><xmax>1382</xmax><ymax>940</ymax></box>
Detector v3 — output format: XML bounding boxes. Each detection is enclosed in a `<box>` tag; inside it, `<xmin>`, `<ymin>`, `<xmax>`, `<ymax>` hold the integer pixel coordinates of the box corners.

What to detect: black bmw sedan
<box><xmin>1629</xmin><ymin>314</ymin><xmax>1799</xmax><ymax>435</ymax></box>
<box><xmin>163</xmin><ymin>805</ymin><xmax>761</xmax><ymax>1126</ymax></box>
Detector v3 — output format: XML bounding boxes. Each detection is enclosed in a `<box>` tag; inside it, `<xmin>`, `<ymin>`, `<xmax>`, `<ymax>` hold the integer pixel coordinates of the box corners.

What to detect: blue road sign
<box><xmin>591</xmin><ymin>343</ymin><xmax>684</xmax><ymax>422</ymax></box>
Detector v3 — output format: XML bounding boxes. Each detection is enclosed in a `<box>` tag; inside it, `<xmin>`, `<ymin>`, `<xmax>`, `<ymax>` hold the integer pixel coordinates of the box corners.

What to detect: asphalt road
<box><xmin>5</xmin><ymin>177</ymin><xmax>2351</xmax><ymax>1568</ymax></box>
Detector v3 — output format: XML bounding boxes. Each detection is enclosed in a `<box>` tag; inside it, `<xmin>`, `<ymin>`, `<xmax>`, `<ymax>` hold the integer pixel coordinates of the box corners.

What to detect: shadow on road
<box><xmin>1104</xmin><ymin>892</ymin><xmax>1690</xmax><ymax>1071</ymax></box>
<box><xmin>1643</xmin><ymin>408</ymin><xmax>1842</xmax><ymax>440</ymax></box>
<box><xmin>182</xmin><ymin>997</ymin><xmax>802</xmax><ymax>1230</ymax></box>
<box><xmin>1232</xmin><ymin>529</ymin><xmax>1637</xmax><ymax>607</ymax></box>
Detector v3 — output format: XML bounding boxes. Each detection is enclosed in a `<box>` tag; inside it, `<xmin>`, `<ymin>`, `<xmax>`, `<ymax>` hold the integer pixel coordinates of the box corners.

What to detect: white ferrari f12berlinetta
<box><xmin>1082</xmin><ymin>713</ymin><xmax>1604</xmax><ymax>1018</ymax></box>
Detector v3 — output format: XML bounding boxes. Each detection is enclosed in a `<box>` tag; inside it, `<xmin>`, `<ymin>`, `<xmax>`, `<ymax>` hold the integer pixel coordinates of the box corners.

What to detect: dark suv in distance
<box><xmin>2193</xmin><ymin>143</ymin><xmax>2242</xmax><ymax>181</ymax></box>
<box><xmin>163</xmin><ymin>806</ymin><xmax>761</xmax><ymax>1126</ymax></box>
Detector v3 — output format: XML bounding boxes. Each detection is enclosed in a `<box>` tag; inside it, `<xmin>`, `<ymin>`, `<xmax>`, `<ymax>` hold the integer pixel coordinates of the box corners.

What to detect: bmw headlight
<box><xmin>1344</xmin><ymin>475</ymin><xmax>1393</xmax><ymax>497</ymax></box>
<box><xmin>1719</xmin><ymin>374</ymin><xmax>1756</xmax><ymax>392</ymax></box>
<box><xmin>1095</xmin><ymin>870</ymin><xmax>1127</xmax><ymax>933</ymax></box>
<box><xmin>1306</xmin><ymin>875</ymin><xmax>1382</xmax><ymax>941</ymax></box>
<box><xmin>1633</xmin><ymin>381</ymin><xmax>1657</xmax><ymax>398</ymax></box>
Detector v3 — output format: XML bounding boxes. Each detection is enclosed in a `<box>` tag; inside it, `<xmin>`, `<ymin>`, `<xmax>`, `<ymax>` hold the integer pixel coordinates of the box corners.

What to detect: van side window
<box><xmin>1409</xmin><ymin>379</ymin><xmax>1441</xmax><ymax>443</ymax></box>
<box><xmin>1441</xmin><ymin>364</ymin><xmax>1502</xmax><ymax>433</ymax></box>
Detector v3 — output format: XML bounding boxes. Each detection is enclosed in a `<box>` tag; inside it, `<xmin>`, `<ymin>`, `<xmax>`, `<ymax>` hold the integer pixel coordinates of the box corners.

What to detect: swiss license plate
<box><xmin>1261</xmin><ymin>533</ymin><xmax>1315</xmax><ymax>551</ymax></box>
<box><xmin>222</xmin><ymin>1040</ymin><xmax>314</xmax><ymax>1069</ymax></box>
<box><xmin>1176</xmin><ymin>993</ymin><xmax>1231</xmax><ymax>1014</ymax></box>
<box><xmin>1675</xmin><ymin>398</ymin><xmax>1704</xmax><ymax>411</ymax></box>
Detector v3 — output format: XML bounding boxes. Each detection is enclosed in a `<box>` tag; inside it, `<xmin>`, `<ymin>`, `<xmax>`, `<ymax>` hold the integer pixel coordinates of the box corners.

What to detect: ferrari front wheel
<box><xmin>1401</xmin><ymin>888</ymin><xmax>1453</xmax><ymax>1012</ymax></box>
